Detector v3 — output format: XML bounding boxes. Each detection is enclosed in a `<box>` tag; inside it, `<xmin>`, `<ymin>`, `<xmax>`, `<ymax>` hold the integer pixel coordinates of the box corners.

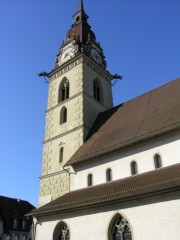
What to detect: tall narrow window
<box><xmin>13</xmin><ymin>219</ymin><xmax>18</xmax><ymax>228</ymax></box>
<box><xmin>108</xmin><ymin>213</ymin><xmax>132</xmax><ymax>240</ymax></box>
<box><xmin>154</xmin><ymin>154</ymin><xmax>162</xmax><ymax>169</ymax></box>
<box><xmin>22</xmin><ymin>220</ymin><xmax>26</xmax><ymax>229</ymax></box>
<box><xmin>60</xmin><ymin>107</ymin><xmax>67</xmax><ymax>124</ymax></box>
<box><xmin>93</xmin><ymin>79</ymin><xmax>102</xmax><ymax>102</ymax></box>
<box><xmin>58</xmin><ymin>78</ymin><xmax>70</xmax><ymax>102</ymax></box>
<box><xmin>131</xmin><ymin>161</ymin><xmax>138</xmax><ymax>175</ymax></box>
<box><xmin>106</xmin><ymin>168</ymin><xmax>112</xmax><ymax>182</ymax></box>
<box><xmin>53</xmin><ymin>221</ymin><xmax>70</xmax><ymax>240</ymax></box>
<box><xmin>87</xmin><ymin>173</ymin><xmax>93</xmax><ymax>186</ymax></box>
<box><xmin>59</xmin><ymin>147</ymin><xmax>64</xmax><ymax>163</ymax></box>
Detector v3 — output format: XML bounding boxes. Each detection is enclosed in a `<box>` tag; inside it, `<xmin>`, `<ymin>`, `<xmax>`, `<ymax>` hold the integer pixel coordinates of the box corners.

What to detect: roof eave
<box><xmin>65</xmin><ymin>125</ymin><xmax>180</xmax><ymax>167</ymax></box>
<box><xmin>28</xmin><ymin>185</ymin><xmax>180</xmax><ymax>218</ymax></box>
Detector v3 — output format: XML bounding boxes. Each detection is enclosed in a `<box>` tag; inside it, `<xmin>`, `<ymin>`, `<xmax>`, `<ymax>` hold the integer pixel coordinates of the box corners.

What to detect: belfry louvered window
<box><xmin>59</xmin><ymin>78</ymin><xmax>70</xmax><ymax>102</ymax></box>
<box><xmin>93</xmin><ymin>79</ymin><xmax>103</xmax><ymax>103</ymax></box>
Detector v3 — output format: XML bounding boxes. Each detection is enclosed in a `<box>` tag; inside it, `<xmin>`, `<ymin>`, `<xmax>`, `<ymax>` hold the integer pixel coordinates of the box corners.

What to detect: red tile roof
<box><xmin>31</xmin><ymin>163</ymin><xmax>180</xmax><ymax>216</ymax></box>
<box><xmin>66</xmin><ymin>78</ymin><xmax>180</xmax><ymax>166</ymax></box>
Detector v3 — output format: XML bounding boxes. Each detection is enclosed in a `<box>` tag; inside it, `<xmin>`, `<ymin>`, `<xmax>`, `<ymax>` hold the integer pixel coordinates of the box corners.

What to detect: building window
<box><xmin>106</xmin><ymin>168</ymin><xmax>112</xmax><ymax>182</ymax></box>
<box><xmin>131</xmin><ymin>161</ymin><xmax>138</xmax><ymax>175</ymax></box>
<box><xmin>13</xmin><ymin>219</ymin><xmax>18</xmax><ymax>228</ymax></box>
<box><xmin>14</xmin><ymin>234</ymin><xmax>19</xmax><ymax>240</ymax></box>
<box><xmin>58</xmin><ymin>78</ymin><xmax>69</xmax><ymax>102</ymax></box>
<box><xmin>22</xmin><ymin>220</ymin><xmax>26</xmax><ymax>229</ymax></box>
<box><xmin>108</xmin><ymin>213</ymin><xmax>132</xmax><ymax>240</ymax></box>
<box><xmin>87</xmin><ymin>174</ymin><xmax>93</xmax><ymax>187</ymax></box>
<box><xmin>59</xmin><ymin>147</ymin><xmax>64</xmax><ymax>163</ymax></box>
<box><xmin>154</xmin><ymin>154</ymin><xmax>162</xmax><ymax>169</ymax></box>
<box><xmin>93</xmin><ymin>79</ymin><xmax>103</xmax><ymax>102</ymax></box>
<box><xmin>53</xmin><ymin>221</ymin><xmax>69</xmax><ymax>240</ymax></box>
<box><xmin>60</xmin><ymin>106</ymin><xmax>67</xmax><ymax>124</ymax></box>
<box><xmin>22</xmin><ymin>235</ymin><xmax>27</xmax><ymax>240</ymax></box>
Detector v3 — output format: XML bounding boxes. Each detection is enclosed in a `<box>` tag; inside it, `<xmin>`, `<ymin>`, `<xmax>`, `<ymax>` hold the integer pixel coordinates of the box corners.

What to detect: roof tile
<box><xmin>31</xmin><ymin>163</ymin><xmax>180</xmax><ymax>216</ymax></box>
<box><xmin>66</xmin><ymin>78</ymin><xmax>180</xmax><ymax>166</ymax></box>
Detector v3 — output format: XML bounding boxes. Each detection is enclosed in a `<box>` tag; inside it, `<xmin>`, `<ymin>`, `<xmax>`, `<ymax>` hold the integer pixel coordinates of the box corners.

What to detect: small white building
<box><xmin>29</xmin><ymin>1</ymin><xmax>180</xmax><ymax>239</ymax></box>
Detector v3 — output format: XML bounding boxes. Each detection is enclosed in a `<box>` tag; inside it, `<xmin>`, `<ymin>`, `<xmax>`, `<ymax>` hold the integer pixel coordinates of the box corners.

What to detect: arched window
<box><xmin>59</xmin><ymin>147</ymin><xmax>64</xmax><ymax>163</ymax></box>
<box><xmin>87</xmin><ymin>174</ymin><xmax>93</xmax><ymax>187</ymax></box>
<box><xmin>154</xmin><ymin>154</ymin><xmax>162</xmax><ymax>169</ymax></box>
<box><xmin>58</xmin><ymin>78</ymin><xmax>70</xmax><ymax>102</ymax></box>
<box><xmin>53</xmin><ymin>221</ymin><xmax>70</xmax><ymax>240</ymax></box>
<box><xmin>93</xmin><ymin>79</ymin><xmax>103</xmax><ymax>102</ymax></box>
<box><xmin>131</xmin><ymin>161</ymin><xmax>138</xmax><ymax>175</ymax></box>
<box><xmin>60</xmin><ymin>107</ymin><xmax>67</xmax><ymax>124</ymax></box>
<box><xmin>108</xmin><ymin>213</ymin><xmax>132</xmax><ymax>240</ymax></box>
<box><xmin>106</xmin><ymin>168</ymin><xmax>112</xmax><ymax>182</ymax></box>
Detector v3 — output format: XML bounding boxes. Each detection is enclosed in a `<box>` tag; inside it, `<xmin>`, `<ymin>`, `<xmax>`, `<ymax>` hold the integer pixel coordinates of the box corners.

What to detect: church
<box><xmin>29</xmin><ymin>1</ymin><xmax>180</xmax><ymax>239</ymax></box>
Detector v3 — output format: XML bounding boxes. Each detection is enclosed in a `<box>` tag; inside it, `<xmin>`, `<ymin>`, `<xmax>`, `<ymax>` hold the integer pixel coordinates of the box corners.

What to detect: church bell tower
<box><xmin>38</xmin><ymin>0</ymin><xmax>114</xmax><ymax>207</ymax></box>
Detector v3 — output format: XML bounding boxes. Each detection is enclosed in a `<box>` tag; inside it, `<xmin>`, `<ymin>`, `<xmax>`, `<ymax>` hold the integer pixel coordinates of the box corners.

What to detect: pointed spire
<box><xmin>78</xmin><ymin>0</ymin><xmax>84</xmax><ymax>12</ymax></box>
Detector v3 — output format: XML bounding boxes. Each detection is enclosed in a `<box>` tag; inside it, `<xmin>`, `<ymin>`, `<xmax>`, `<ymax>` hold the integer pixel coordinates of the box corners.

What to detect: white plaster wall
<box><xmin>71</xmin><ymin>131</ymin><xmax>180</xmax><ymax>191</ymax></box>
<box><xmin>35</xmin><ymin>193</ymin><xmax>180</xmax><ymax>240</ymax></box>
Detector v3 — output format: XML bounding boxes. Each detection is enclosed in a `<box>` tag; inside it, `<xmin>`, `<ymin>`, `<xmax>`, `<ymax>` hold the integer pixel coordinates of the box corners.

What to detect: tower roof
<box><xmin>78</xmin><ymin>0</ymin><xmax>84</xmax><ymax>12</ymax></box>
<box><xmin>55</xmin><ymin>0</ymin><xmax>107</xmax><ymax>69</ymax></box>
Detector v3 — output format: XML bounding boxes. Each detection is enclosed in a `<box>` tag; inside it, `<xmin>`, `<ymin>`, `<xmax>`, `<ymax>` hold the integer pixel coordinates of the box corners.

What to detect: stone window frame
<box><xmin>58</xmin><ymin>77</ymin><xmax>70</xmax><ymax>103</ymax></box>
<box><xmin>60</xmin><ymin>106</ymin><xmax>67</xmax><ymax>124</ymax></box>
<box><xmin>93</xmin><ymin>78</ymin><xmax>103</xmax><ymax>103</ymax></box>
<box><xmin>108</xmin><ymin>213</ymin><xmax>133</xmax><ymax>240</ymax></box>
<box><xmin>53</xmin><ymin>221</ymin><xmax>70</xmax><ymax>240</ymax></box>
<box><xmin>59</xmin><ymin>147</ymin><xmax>64</xmax><ymax>163</ymax></box>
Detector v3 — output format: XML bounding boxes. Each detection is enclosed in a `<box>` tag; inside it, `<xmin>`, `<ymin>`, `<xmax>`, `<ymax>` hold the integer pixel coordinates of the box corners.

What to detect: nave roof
<box><xmin>66</xmin><ymin>78</ymin><xmax>180</xmax><ymax>166</ymax></box>
<box><xmin>31</xmin><ymin>163</ymin><xmax>180</xmax><ymax>216</ymax></box>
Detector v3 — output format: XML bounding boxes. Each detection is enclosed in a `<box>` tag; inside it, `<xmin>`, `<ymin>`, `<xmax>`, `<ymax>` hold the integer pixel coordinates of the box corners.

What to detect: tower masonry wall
<box><xmin>39</xmin><ymin>56</ymin><xmax>114</xmax><ymax>206</ymax></box>
<box><xmin>82</xmin><ymin>62</ymin><xmax>113</xmax><ymax>131</ymax></box>
<box><xmin>39</xmin><ymin>60</ymin><xmax>86</xmax><ymax>206</ymax></box>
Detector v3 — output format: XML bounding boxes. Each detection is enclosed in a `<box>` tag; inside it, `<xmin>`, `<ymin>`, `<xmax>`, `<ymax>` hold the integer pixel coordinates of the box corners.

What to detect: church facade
<box><xmin>30</xmin><ymin>1</ymin><xmax>180</xmax><ymax>239</ymax></box>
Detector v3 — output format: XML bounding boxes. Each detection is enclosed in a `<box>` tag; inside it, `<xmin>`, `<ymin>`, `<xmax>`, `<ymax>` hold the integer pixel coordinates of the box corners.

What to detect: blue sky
<box><xmin>0</xmin><ymin>0</ymin><xmax>180</xmax><ymax>206</ymax></box>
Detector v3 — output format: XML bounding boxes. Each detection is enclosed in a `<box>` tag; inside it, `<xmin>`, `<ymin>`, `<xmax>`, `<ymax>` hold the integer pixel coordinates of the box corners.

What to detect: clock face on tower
<box><xmin>91</xmin><ymin>48</ymin><xmax>103</xmax><ymax>65</ymax></box>
<box><xmin>57</xmin><ymin>42</ymin><xmax>78</xmax><ymax>66</ymax></box>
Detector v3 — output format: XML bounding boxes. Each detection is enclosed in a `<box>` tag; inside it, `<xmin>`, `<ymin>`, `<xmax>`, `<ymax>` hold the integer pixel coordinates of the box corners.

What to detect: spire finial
<box><xmin>78</xmin><ymin>0</ymin><xmax>84</xmax><ymax>12</ymax></box>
